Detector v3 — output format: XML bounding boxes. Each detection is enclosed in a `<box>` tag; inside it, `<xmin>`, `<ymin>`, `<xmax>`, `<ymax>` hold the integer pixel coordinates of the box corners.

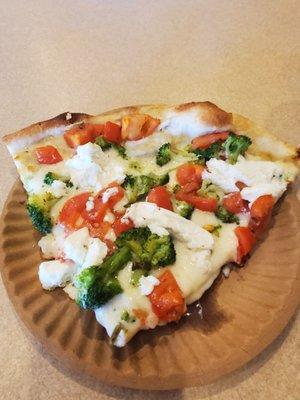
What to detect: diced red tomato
<box><xmin>149</xmin><ymin>270</ymin><xmax>186</xmax><ymax>323</ymax></box>
<box><xmin>191</xmin><ymin>131</ymin><xmax>229</xmax><ymax>149</ymax></box>
<box><xmin>180</xmin><ymin>182</ymin><xmax>200</xmax><ymax>193</ymax></box>
<box><xmin>102</xmin><ymin>121</ymin><xmax>122</xmax><ymax>144</ymax></box>
<box><xmin>250</xmin><ymin>195</ymin><xmax>275</xmax><ymax>220</ymax></box>
<box><xmin>249</xmin><ymin>195</ymin><xmax>275</xmax><ymax>238</ymax></box>
<box><xmin>81</xmin><ymin>197</ymin><xmax>108</xmax><ymax>224</ymax></box>
<box><xmin>91</xmin><ymin>124</ymin><xmax>105</xmax><ymax>139</ymax></box>
<box><xmin>235</xmin><ymin>226</ymin><xmax>256</xmax><ymax>264</ymax></box>
<box><xmin>175</xmin><ymin>189</ymin><xmax>217</xmax><ymax>212</ymax></box>
<box><xmin>97</xmin><ymin>183</ymin><xmax>124</xmax><ymax>208</ymax></box>
<box><xmin>112</xmin><ymin>214</ymin><xmax>134</xmax><ymax>237</ymax></box>
<box><xmin>121</xmin><ymin>114</ymin><xmax>160</xmax><ymax>141</ymax></box>
<box><xmin>176</xmin><ymin>163</ymin><xmax>205</xmax><ymax>187</ymax></box>
<box><xmin>223</xmin><ymin>192</ymin><xmax>247</xmax><ymax>214</ymax></box>
<box><xmin>36</xmin><ymin>145</ymin><xmax>63</xmax><ymax>164</ymax></box>
<box><xmin>64</xmin><ymin>123</ymin><xmax>95</xmax><ymax>148</ymax></box>
<box><xmin>147</xmin><ymin>186</ymin><xmax>173</xmax><ymax>211</ymax></box>
<box><xmin>58</xmin><ymin>192</ymin><xmax>90</xmax><ymax>230</ymax></box>
<box><xmin>132</xmin><ymin>308</ymin><xmax>148</xmax><ymax>326</ymax></box>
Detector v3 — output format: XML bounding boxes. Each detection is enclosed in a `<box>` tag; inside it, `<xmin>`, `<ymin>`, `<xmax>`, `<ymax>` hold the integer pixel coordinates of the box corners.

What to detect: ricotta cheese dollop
<box><xmin>66</xmin><ymin>143</ymin><xmax>125</xmax><ymax>192</ymax></box>
<box><xmin>124</xmin><ymin>202</ymin><xmax>214</xmax><ymax>250</ymax></box>
<box><xmin>203</xmin><ymin>157</ymin><xmax>287</xmax><ymax>204</ymax></box>
<box><xmin>39</xmin><ymin>260</ymin><xmax>76</xmax><ymax>290</ymax></box>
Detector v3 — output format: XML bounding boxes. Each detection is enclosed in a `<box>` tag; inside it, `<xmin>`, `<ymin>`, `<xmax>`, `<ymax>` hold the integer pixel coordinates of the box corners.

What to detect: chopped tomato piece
<box><xmin>147</xmin><ymin>186</ymin><xmax>173</xmax><ymax>211</ymax></box>
<box><xmin>97</xmin><ymin>183</ymin><xmax>124</xmax><ymax>208</ymax></box>
<box><xmin>250</xmin><ymin>195</ymin><xmax>275</xmax><ymax>220</ymax></box>
<box><xmin>36</xmin><ymin>145</ymin><xmax>63</xmax><ymax>164</ymax></box>
<box><xmin>175</xmin><ymin>189</ymin><xmax>217</xmax><ymax>212</ymax></box>
<box><xmin>121</xmin><ymin>114</ymin><xmax>160</xmax><ymax>141</ymax></box>
<box><xmin>81</xmin><ymin>197</ymin><xmax>108</xmax><ymax>224</ymax></box>
<box><xmin>176</xmin><ymin>163</ymin><xmax>205</xmax><ymax>187</ymax></box>
<box><xmin>58</xmin><ymin>192</ymin><xmax>90</xmax><ymax>230</ymax></box>
<box><xmin>235</xmin><ymin>226</ymin><xmax>256</xmax><ymax>264</ymax></box>
<box><xmin>223</xmin><ymin>192</ymin><xmax>247</xmax><ymax>214</ymax></box>
<box><xmin>191</xmin><ymin>131</ymin><xmax>229</xmax><ymax>149</ymax></box>
<box><xmin>112</xmin><ymin>214</ymin><xmax>134</xmax><ymax>237</ymax></box>
<box><xmin>103</xmin><ymin>121</ymin><xmax>122</xmax><ymax>144</ymax></box>
<box><xmin>64</xmin><ymin>123</ymin><xmax>94</xmax><ymax>148</ymax></box>
<box><xmin>148</xmin><ymin>270</ymin><xmax>186</xmax><ymax>323</ymax></box>
<box><xmin>133</xmin><ymin>308</ymin><xmax>148</xmax><ymax>326</ymax></box>
<box><xmin>91</xmin><ymin>124</ymin><xmax>105</xmax><ymax>139</ymax></box>
<box><xmin>249</xmin><ymin>195</ymin><xmax>275</xmax><ymax>238</ymax></box>
<box><xmin>180</xmin><ymin>182</ymin><xmax>201</xmax><ymax>193</ymax></box>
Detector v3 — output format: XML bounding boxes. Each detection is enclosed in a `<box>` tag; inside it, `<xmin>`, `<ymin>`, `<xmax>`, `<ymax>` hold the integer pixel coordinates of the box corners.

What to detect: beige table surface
<box><xmin>0</xmin><ymin>1</ymin><xmax>299</xmax><ymax>399</ymax></box>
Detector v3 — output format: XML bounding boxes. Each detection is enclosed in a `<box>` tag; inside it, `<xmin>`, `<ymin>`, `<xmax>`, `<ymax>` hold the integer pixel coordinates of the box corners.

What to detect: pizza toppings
<box><xmin>27</xmin><ymin>192</ymin><xmax>57</xmax><ymax>233</ymax></box>
<box><xmin>75</xmin><ymin>246</ymin><xmax>132</xmax><ymax>309</ymax></box>
<box><xmin>121</xmin><ymin>173</ymin><xmax>169</xmax><ymax>205</ymax></box>
<box><xmin>191</xmin><ymin>131</ymin><xmax>229</xmax><ymax>149</ymax></box>
<box><xmin>115</xmin><ymin>227</ymin><xmax>176</xmax><ymax>269</ymax></box>
<box><xmin>147</xmin><ymin>186</ymin><xmax>173</xmax><ymax>211</ymax></box>
<box><xmin>175</xmin><ymin>189</ymin><xmax>218</xmax><ymax>212</ymax></box>
<box><xmin>249</xmin><ymin>194</ymin><xmax>275</xmax><ymax>238</ymax></box>
<box><xmin>222</xmin><ymin>192</ymin><xmax>247</xmax><ymax>214</ymax></box>
<box><xmin>176</xmin><ymin>163</ymin><xmax>204</xmax><ymax>187</ymax></box>
<box><xmin>64</xmin><ymin>123</ymin><xmax>95</xmax><ymax>148</ymax></box>
<box><xmin>148</xmin><ymin>270</ymin><xmax>186</xmax><ymax>322</ymax></box>
<box><xmin>121</xmin><ymin>114</ymin><xmax>160</xmax><ymax>141</ymax></box>
<box><xmin>36</xmin><ymin>145</ymin><xmax>63</xmax><ymax>164</ymax></box>
<box><xmin>235</xmin><ymin>226</ymin><xmax>256</xmax><ymax>264</ymax></box>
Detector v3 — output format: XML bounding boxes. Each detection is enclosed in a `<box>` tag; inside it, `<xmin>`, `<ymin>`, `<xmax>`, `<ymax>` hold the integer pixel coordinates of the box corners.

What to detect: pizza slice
<box><xmin>3</xmin><ymin>102</ymin><xmax>299</xmax><ymax>346</ymax></box>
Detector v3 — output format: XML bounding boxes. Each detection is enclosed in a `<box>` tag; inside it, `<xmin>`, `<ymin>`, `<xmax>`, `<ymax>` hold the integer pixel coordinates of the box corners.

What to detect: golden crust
<box><xmin>175</xmin><ymin>101</ymin><xmax>232</xmax><ymax>128</ymax></box>
<box><xmin>2</xmin><ymin>102</ymin><xmax>298</xmax><ymax>166</ymax></box>
<box><xmin>2</xmin><ymin>112</ymin><xmax>91</xmax><ymax>145</ymax></box>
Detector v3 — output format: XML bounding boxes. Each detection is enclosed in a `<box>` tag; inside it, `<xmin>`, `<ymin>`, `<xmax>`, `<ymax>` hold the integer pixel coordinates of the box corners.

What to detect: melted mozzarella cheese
<box><xmin>125</xmin><ymin>131</ymin><xmax>172</xmax><ymax>157</ymax></box>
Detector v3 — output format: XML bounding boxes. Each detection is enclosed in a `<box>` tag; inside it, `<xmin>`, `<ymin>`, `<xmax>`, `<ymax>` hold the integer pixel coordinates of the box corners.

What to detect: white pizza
<box><xmin>3</xmin><ymin>102</ymin><xmax>299</xmax><ymax>346</ymax></box>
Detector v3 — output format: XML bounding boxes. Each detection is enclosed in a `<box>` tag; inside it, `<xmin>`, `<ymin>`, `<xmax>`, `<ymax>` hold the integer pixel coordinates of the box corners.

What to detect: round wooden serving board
<box><xmin>0</xmin><ymin>181</ymin><xmax>299</xmax><ymax>390</ymax></box>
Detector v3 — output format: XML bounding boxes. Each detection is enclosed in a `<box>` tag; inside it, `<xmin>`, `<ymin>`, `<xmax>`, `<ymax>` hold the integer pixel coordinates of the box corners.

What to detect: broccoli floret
<box><xmin>95</xmin><ymin>136</ymin><xmax>127</xmax><ymax>159</ymax></box>
<box><xmin>130</xmin><ymin>269</ymin><xmax>145</xmax><ymax>286</ymax></box>
<box><xmin>26</xmin><ymin>193</ymin><xmax>57</xmax><ymax>233</ymax></box>
<box><xmin>75</xmin><ymin>246</ymin><xmax>132</xmax><ymax>309</ymax></box>
<box><xmin>215</xmin><ymin>205</ymin><xmax>239</xmax><ymax>224</ymax></box>
<box><xmin>95</xmin><ymin>136</ymin><xmax>111</xmax><ymax>150</ymax></box>
<box><xmin>116</xmin><ymin>227</ymin><xmax>176</xmax><ymax>269</ymax></box>
<box><xmin>223</xmin><ymin>132</ymin><xmax>252</xmax><ymax>164</ymax></box>
<box><xmin>121</xmin><ymin>310</ymin><xmax>136</xmax><ymax>323</ymax></box>
<box><xmin>156</xmin><ymin>143</ymin><xmax>172</xmax><ymax>166</ymax></box>
<box><xmin>198</xmin><ymin>180</ymin><xmax>224</xmax><ymax>201</ymax></box>
<box><xmin>43</xmin><ymin>172</ymin><xmax>73</xmax><ymax>187</ymax></box>
<box><xmin>173</xmin><ymin>200</ymin><xmax>194</xmax><ymax>219</ymax></box>
<box><xmin>113</xmin><ymin>144</ymin><xmax>127</xmax><ymax>159</ymax></box>
<box><xmin>122</xmin><ymin>173</ymin><xmax>169</xmax><ymax>205</ymax></box>
<box><xmin>44</xmin><ymin>172</ymin><xmax>60</xmax><ymax>185</ymax></box>
<box><xmin>193</xmin><ymin>140</ymin><xmax>224</xmax><ymax>162</ymax></box>
<box><xmin>156</xmin><ymin>143</ymin><xmax>198</xmax><ymax>166</ymax></box>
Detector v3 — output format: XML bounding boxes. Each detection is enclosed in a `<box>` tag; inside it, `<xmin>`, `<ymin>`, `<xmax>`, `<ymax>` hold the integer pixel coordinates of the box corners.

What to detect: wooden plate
<box><xmin>1</xmin><ymin>180</ymin><xmax>299</xmax><ymax>390</ymax></box>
